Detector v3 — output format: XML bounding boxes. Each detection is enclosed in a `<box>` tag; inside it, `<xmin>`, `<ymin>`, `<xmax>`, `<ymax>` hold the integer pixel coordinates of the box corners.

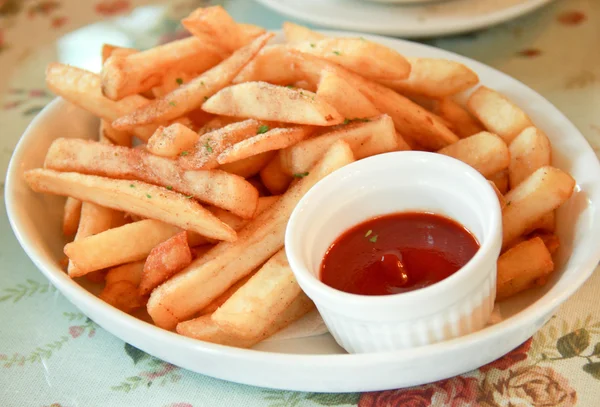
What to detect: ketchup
<box><xmin>320</xmin><ymin>212</ymin><xmax>479</xmax><ymax>296</ymax></box>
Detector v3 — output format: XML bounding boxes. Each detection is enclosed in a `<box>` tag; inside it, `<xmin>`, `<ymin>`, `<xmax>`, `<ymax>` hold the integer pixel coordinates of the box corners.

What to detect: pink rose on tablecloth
<box><xmin>557</xmin><ymin>11</ymin><xmax>586</xmax><ymax>26</ymax></box>
<box><xmin>69</xmin><ymin>325</ymin><xmax>84</xmax><ymax>338</ymax></box>
<box><xmin>430</xmin><ymin>376</ymin><xmax>479</xmax><ymax>407</ymax></box>
<box><xmin>480</xmin><ymin>338</ymin><xmax>532</xmax><ymax>373</ymax></box>
<box><xmin>95</xmin><ymin>0</ymin><xmax>130</xmax><ymax>16</ymax></box>
<box><xmin>479</xmin><ymin>365</ymin><xmax>577</xmax><ymax>407</ymax></box>
<box><xmin>141</xmin><ymin>363</ymin><xmax>176</xmax><ymax>380</ymax></box>
<box><xmin>359</xmin><ymin>387</ymin><xmax>435</xmax><ymax>407</ymax></box>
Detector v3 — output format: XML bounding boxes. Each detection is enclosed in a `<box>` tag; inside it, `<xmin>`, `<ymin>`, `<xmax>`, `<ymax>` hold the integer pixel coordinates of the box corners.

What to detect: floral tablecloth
<box><xmin>1</xmin><ymin>0</ymin><xmax>599</xmax><ymax>406</ymax></box>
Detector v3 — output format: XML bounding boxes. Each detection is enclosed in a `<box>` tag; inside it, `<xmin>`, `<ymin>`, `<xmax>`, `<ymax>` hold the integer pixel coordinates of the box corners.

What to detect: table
<box><xmin>1</xmin><ymin>0</ymin><xmax>598</xmax><ymax>405</ymax></box>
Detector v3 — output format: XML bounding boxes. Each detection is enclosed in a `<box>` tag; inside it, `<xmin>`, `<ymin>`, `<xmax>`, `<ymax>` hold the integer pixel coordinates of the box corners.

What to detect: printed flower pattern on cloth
<box><xmin>95</xmin><ymin>0</ymin><xmax>130</xmax><ymax>16</ymax></box>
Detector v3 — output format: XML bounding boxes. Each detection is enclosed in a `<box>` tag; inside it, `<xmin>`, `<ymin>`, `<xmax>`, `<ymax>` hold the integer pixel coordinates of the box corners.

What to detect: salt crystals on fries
<box><xmin>23</xmin><ymin>6</ymin><xmax>577</xmax><ymax>349</ymax></box>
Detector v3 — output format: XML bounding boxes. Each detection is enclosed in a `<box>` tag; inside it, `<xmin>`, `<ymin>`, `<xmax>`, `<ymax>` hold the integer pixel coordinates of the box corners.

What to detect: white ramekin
<box><xmin>285</xmin><ymin>151</ymin><xmax>502</xmax><ymax>353</ymax></box>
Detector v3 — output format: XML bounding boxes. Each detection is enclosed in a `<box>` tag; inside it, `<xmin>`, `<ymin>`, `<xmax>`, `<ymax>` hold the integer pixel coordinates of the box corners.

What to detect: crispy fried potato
<box><xmin>139</xmin><ymin>231</ymin><xmax>192</xmax><ymax>296</ymax></box>
<box><xmin>489</xmin><ymin>181</ymin><xmax>507</xmax><ymax>209</ymax></box>
<box><xmin>316</xmin><ymin>69</ymin><xmax>380</xmax><ymax>119</ymax></box>
<box><xmin>212</xmin><ymin>249</ymin><xmax>303</xmax><ymax>338</ymax></box>
<box><xmin>176</xmin><ymin>292</ymin><xmax>314</xmax><ymax>347</ymax></box>
<box><xmin>433</xmin><ymin>97</ymin><xmax>484</xmax><ymax>139</ymax></box>
<box><xmin>101</xmin><ymin>37</ymin><xmax>224</xmax><ymax>100</ymax></box>
<box><xmin>260</xmin><ymin>154</ymin><xmax>292</xmax><ymax>195</ymax></box>
<box><xmin>46</xmin><ymin>63</ymin><xmax>156</xmax><ymax>141</ymax></box>
<box><xmin>101</xmin><ymin>44</ymin><xmax>137</xmax><ymax>64</ymax></box>
<box><xmin>112</xmin><ymin>33</ymin><xmax>274</xmax><ymax>128</ymax></box>
<box><xmin>199</xmin><ymin>270</ymin><xmax>258</xmax><ymax>315</ymax></box>
<box><xmin>509</xmin><ymin>127</ymin><xmax>552</xmax><ymax>189</ymax></box>
<box><xmin>44</xmin><ymin>138</ymin><xmax>259</xmax><ymax>219</ymax></box>
<box><xmin>203</xmin><ymin>82</ymin><xmax>344</xmax><ymax>126</ymax></box>
<box><xmin>217</xmin><ymin>126</ymin><xmax>312</xmax><ymax>165</ymax></box>
<box><xmin>147</xmin><ymin>140</ymin><xmax>355</xmax><ymax>329</ymax></box>
<box><xmin>488</xmin><ymin>170</ymin><xmax>509</xmax><ymax>195</ymax></box>
<box><xmin>105</xmin><ymin>261</ymin><xmax>145</xmax><ymax>286</ymax></box>
<box><xmin>467</xmin><ymin>86</ymin><xmax>533</xmax><ymax>144</ymax></box>
<box><xmin>147</xmin><ymin>123</ymin><xmax>199</xmax><ymax>158</ymax></box>
<box><xmin>282</xmin><ymin>22</ymin><xmax>326</xmax><ymax>43</ymax></box>
<box><xmin>292</xmin><ymin>38</ymin><xmax>411</xmax><ymax>81</ymax></box>
<box><xmin>219</xmin><ymin>150</ymin><xmax>276</xmax><ymax>178</ymax></box>
<box><xmin>280</xmin><ymin>115</ymin><xmax>400</xmax><ymax>175</ymax></box>
<box><xmin>100</xmin><ymin>280</ymin><xmax>145</xmax><ymax>314</ymax></box>
<box><xmin>63</xmin><ymin>197</ymin><xmax>82</xmax><ymax>237</ymax></box>
<box><xmin>382</xmin><ymin>58</ymin><xmax>479</xmax><ymax>98</ymax></box>
<box><xmin>496</xmin><ymin>237</ymin><xmax>554</xmax><ymax>301</ymax></box>
<box><xmin>437</xmin><ymin>131</ymin><xmax>510</xmax><ymax>178</ymax></box>
<box><xmin>24</xmin><ymin>169</ymin><xmax>237</xmax><ymax>241</ymax></box>
<box><xmin>502</xmin><ymin>166</ymin><xmax>575</xmax><ymax>248</ymax></box>
<box><xmin>524</xmin><ymin>211</ymin><xmax>556</xmax><ymax>235</ymax></box>
<box><xmin>233</xmin><ymin>45</ymin><xmax>300</xmax><ymax>85</ymax></box>
<box><xmin>100</xmin><ymin>119</ymin><xmax>132</xmax><ymax>147</ymax></box>
<box><xmin>529</xmin><ymin>232</ymin><xmax>560</xmax><ymax>255</ymax></box>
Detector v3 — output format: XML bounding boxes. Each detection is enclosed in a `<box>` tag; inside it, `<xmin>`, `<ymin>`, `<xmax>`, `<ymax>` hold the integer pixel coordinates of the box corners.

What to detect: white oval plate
<box><xmin>6</xmin><ymin>31</ymin><xmax>600</xmax><ymax>392</ymax></box>
<box><xmin>254</xmin><ymin>0</ymin><xmax>555</xmax><ymax>38</ymax></box>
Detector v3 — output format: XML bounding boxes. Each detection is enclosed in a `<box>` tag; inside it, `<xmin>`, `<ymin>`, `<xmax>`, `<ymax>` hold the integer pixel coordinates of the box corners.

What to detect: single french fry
<box><xmin>233</xmin><ymin>45</ymin><xmax>301</xmax><ymax>85</ymax></box>
<box><xmin>202</xmin><ymin>82</ymin><xmax>344</xmax><ymax>126</ymax></box>
<box><xmin>292</xmin><ymin>38</ymin><xmax>411</xmax><ymax>81</ymax></box>
<box><xmin>43</xmin><ymin>138</ymin><xmax>258</xmax><ymax>218</ymax></box>
<box><xmin>433</xmin><ymin>98</ymin><xmax>484</xmax><ymax>139</ymax></box>
<box><xmin>24</xmin><ymin>169</ymin><xmax>237</xmax><ymax>241</ymax></box>
<box><xmin>147</xmin><ymin>123</ymin><xmax>199</xmax><ymax>158</ymax></box>
<box><xmin>489</xmin><ymin>181</ymin><xmax>507</xmax><ymax>209</ymax></box>
<box><xmin>280</xmin><ymin>115</ymin><xmax>399</xmax><ymax>175</ymax></box>
<box><xmin>65</xmin><ymin>220</ymin><xmax>181</xmax><ymax>274</ymax></box>
<box><xmin>101</xmin><ymin>44</ymin><xmax>137</xmax><ymax>64</ymax></box>
<box><xmin>176</xmin><ymin>292</ymin><xmax>314</xmax><ymax>347</ymax></box>
<box><xmin>147</xmin><ymin>140</ymin><xmax>355</xmax><ymax>329</ymax></box>
<box><xmin>63</xmin><ymin>197</ymin><xmax>82</xmax><ymax>237</ymax></box>
<box><xmin>46</xmin><ymin>63</ymin><xmax>157</xmax><ymax>141</ymax></box>
<box><xmin>502</xmin><ymin>166</ymin><xmax>575</xmax><ymax>248</ymax></box>
<box><xmin>529</xmin><ymin>232</ymin><xmax>560</xmax><ymax>255</ymax></box>
<box><xmin>488</xmin><ymin>170</ymin><xmax>509</xmax><ymax>195</ymax></box>
<box><xmin>105</xmin><ymin>261</ymin><xmax>145</xmax><ymax>286</ymax></box>
<box><xmin>101</xmin><ymin>37</ymin><xmax>224</xmax><ymax>100</ymax></box>
<box><xmin>509</xmin><ymin>127</ymin><xmax>552</xmax><ymax>189</ymax></box>
<box><xmin>100</xmin><ymin>119</ymin><xmax>132</xmax><ymax>147</ymax></box>
<box><xmin>139</xmin><ymin>231</ymin><xmax>193</xmax><ymax>296</ymax></box>
<box><xmin>212</xmin><ymin>249</ymin><xmax>303</xmax><ymax>338</ymax></box>
<box><xmin>382</xmin><ymin>58</ymin><xmax>479</xmax><ymax>98</ymax></box>
<box><xmin>467</xmin><ymin>86</ymin><xmax>533</xmax><ymax>144</ymax></box>
<box><xmin>199</xmin><ymin>270</ymin><xmax>258</xmax><ymax>315</ymax></box>
<box><xmin>437</xmin><ymin>131</ymin><xmax>510</xmax><ymax>178</ymax></box>
<box><xmin>524</xmin><ymin>211</ymin><xmax>556</xmax><ymax>235</ymax></box>
<box><xmin>217</xmin><ymin>126</ymin><xmax>312</xmax><ymax>165</ymax></box>
<box><xmin>496</xmin><ymin>237</ymin><xmax>554</xmax><ymax>301</ymax></box>
<box><xmin>219</xmin><ymin>150</ymin><xmax>276</xmax><ymax>178</ymax></box>
<box><xmin>85</xmin><ymin>270</ymin><xmax>108</xmax><ymax>283</ymax></box>
<box><xmin>112</xmin><ymin>33</ymin><xmax>274</xmax><ymax>128</ymax></box>
<box><xmin>282</xmin><ymin>22</ymin><xmax>326</xmax><ymax>43</ymax></box>
<box><xmin>316</xmin><ymin>69</ymin><xmax>380</xmax><ymax>119</ymax></box>
<box><xmin>99</xmin><ymin>280</ymin><xmax>145</xmax><ymax>313</ymax></box>
<box><xmin>260</xmin><ymin>154</ymin><xmax>292</xmax><ymax>195</ymax></box>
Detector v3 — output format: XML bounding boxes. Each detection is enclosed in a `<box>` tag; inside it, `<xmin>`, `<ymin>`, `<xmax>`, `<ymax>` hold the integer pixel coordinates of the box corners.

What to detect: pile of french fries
<box><xmin>24</xmin><ymin>6</ymin><xmax>575</xmax><ymax>349</ymax></box>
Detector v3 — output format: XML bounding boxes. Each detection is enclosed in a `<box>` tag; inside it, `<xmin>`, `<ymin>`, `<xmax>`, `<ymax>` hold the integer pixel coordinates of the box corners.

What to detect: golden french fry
<box><xmin>467</xmin><ymin>86</ymin><xmax>533</xmax><ymax>144</ymax></box>
<box><xmin>85</xmin><ymin>269</ymin><xmax>108</xmax><ymax>283</ymax></box>
<box><xmin>233</xmin><ymin>45</ymin><xmax>300</xmax><ymax>85</ymax></box>
<box><xmin>496</xmin><ymin>237</ymin><xmax>554</xmax><ymax>301</ymax></box>
<box><xmin>212</xmin><ymin>249</ymin><xmax>303</xmax><ymax>338</ymax></box>
<box><xmin>65</xmin><ymin>220</ymin><xmax>181</xmax><ymax>274</ymax></box>
<box><xmin>489</xmin><ymin>181</ymin><xmax>507</xmax><ymax>209</ymax></box>
<box><xmin>217</xmin><ymin>126</ymin><xmax>312</xmax><ymax>165</ymax></box>
<box><xmin>46</xmin><ymin>63</ymin><xmax>157</xmax><ymax>141</ymax></box>
<box><xmin>176</xmin><ymin>292</ymin><xmax>314</xmax><ymax>347</ymax></box>
<box><xmin>44</xmin><ymin>138</ymin><xmax>259</xmax><ymax>219</ymax></box>
<box><xmin>63</xmin><ymin>197</ymin><xmax>82</xmax><ymax>237</ymax></box>
<box><xmin>101</xmin><ymin>44</ymin><xmax>137</xmax><ymax>64</ymax></box>
<box><xmin>101</xmin><ymin>37</ymin><xmax>224</xmax><ymax>100</ymax></box>
<box><xmin>509</xmin><ymin>127</ymin><xmax>552</xmax><ymax>189</ymax></box>
<box><xmin>199</xmin><ymin>270</ymin><xmax>258</xmax><ymax>315</ymax></box>
<box><xmin>282</xmin><ymin>22</ymin><xmax>326</xmax><ymax>43</ymax></box>
<box><xmin>437</xmin><ymin>131</ymin><xmax>510</xmax><ymax>178</ymax></box>
<box><xmin>139</xmin><ymin>231</ymin><xmax>193</xmax><ymax>296</ymax></box>
<box><xmin>24</xmin><ymin>169</ymin><xmax>237</xmax><ymax>241</ymax></box>
<box><xmin>382</xmin><ymin>58</ymin><xmax>479</xmax><ymax>98</ymax></box>
<box><xmin>280</xmin><ymin>115</ymin><xmax>400</xmax><ymax>175</ymax></box>
<box><xmin>488</xmin><ymin>170</ymin><xmax>509</xmax><ymax>195</ymax></box>
<box><xmin>292</xmin><ymin>38</ymin><xmax>411</xmax><ymax>82</ymax></box>
<box><xmin>147</xmin><ymin>140</ymin><xmax>355</xmax><ymax>329</ymax></box>
<box><xmin>105</xmin><ymin>261</ymin><xmax>145</xmax><ymax>286</ymax></box>
<box><xmin>99</xmin><ymin>280</ymin><xmax>145</xmax><ymax>314</ymax></box>
<box><xmin>433</xmin><ymin>97</ymin><xmax>484</xmax><ymax>139</ymax></box>
<box><xmin>100</xmin><ymin>119</ymin><xmax>132</xmax><ymax>147</ymax></box>
<box><xmin>529</xmin><ymin>232</ymin><xmax>560</xmax><ymax>255</ymax></box>
<box><xmin>147</xmin><ymin>123</ymin><xmax>200</xmax><ymax>158</ymax></box>
<box><xmin>219</xmin><ymin>150</ymin><xmax>276</xmax><ymax>178</ymax></box>
<box><xmin>112</xmin><ymin>33</ymin><xmax>274</xmax><ymax>128</ymax></box>
<box><xmin>316</xmin><ymin>69</ymin><xmax>380</xmax><ymax>119</ymax></box>
<box><xmin>524</xmin><ymin>211</ymin><xmax>556</xmax><ymax>235</ymax></box>
<box><xmin>502</xmin><ymin>166</ymin><xmax>575</xmax><ymax>248</ymax></box>
<box><xmin>202</xmin><ymin>82</ymin><xmax>344</xmax><ymax>126</ymax></box>
<box><xmin>260</xmin><ymin>154</ymin><xmax>292</xmax><ymax>195</ymax></box>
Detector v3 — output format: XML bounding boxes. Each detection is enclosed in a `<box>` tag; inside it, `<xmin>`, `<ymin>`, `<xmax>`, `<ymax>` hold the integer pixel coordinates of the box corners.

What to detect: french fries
<box><xmin>147</xmin><ymin>123</ymin><xmax>199</xmax><ymax>158</ymax></box>
<box><xmin>219</xmin><ymin>150</ymin><xmax>275</xmax><ymax>178</ymax></box>
<box><xmin>316</xmin><ymin>69</ymin><xmax>380</xmax><ymax>119</ymax></box>
<box><xmin>488</xmin><ymin>170</ymin><xmax>509</xmax><ymax>195</ymax></box>
<box><xmin>433</xmin><ymin>97</ymin><xmax>484</xmax><ymax>139</ymax></box>
<box><xmin>509</xmin><ymin>127</ymin><xmax>552</xmax><ymax>189</ymax></box>
<box><xmin>282</xmin><ymin>22</ymin><xmax>325</xmax><ymax>43</ymax></box>
<box><xmin>100</xmin><ymin>261</ymin><xmax>146</xmax><ymax>313</ymax></box>
<box><xmin>62</xmin><ymin>197</ymin><xmax>82</xmax><ymax>237</ymax></box>
<box><xmin>260</xmin><ymin>154</ymin><xmax>293</xmax><ymax>195</ymax></box>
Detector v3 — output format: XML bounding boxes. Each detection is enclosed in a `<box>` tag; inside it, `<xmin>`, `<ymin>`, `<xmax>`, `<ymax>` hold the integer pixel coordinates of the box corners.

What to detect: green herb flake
<box><xmin>146</xmin><ymin>194</ymin><xmax>152</xmax><ymax>199</ymax></box>
<box><xmin>506</xmin><ymin>201</ymin><xmax>511</xmax><ymax>206</ymax></box>
<box><xmin>310</xmin><ymin>43</ymin><xmax>316</xmax><ymax>48</ymax></box>
<box><xmin>257</xmin><ymin>125</ymin><xmax>269</xmax><ymax>134</ymax></box>
<box><xmin>365</xmin><ymin>230</ymin><xmax>372</xmax><ymax>237</ymax></box>
<box><xmin>359</xmin><ymin>36</ymin><xmax>366</xmax><ymax>41</ymax></box>
<box><xmin>201</xmin><ymin>81</ymin><xmax>205</xmax><ymax>86</ymax></box>
<box><xmin>129</xmin><ymin>184</ymin><xmax>135</xmax><ymax>188</ymax></box>
<box><xmin>169</xmin><ymin>101</ymin><xmax>176</xmax><ymax>107</ymax></box>
<box><xmin>185</xmin><ymin>195</ymin><xmax>193</xmax><ymax>199</ymax></box>
<box><xmin>204</xmin><ymin>138</ymin><xmax>213</xmax><ymax>153</ymax></box>
<box><xmin>175</xmin><ymin>78</ymin><xmax>183</xmax><ymax>85</ymax></box>
<box><xmin>293</xmin><ymin>172</ymin><xmax>309</xmax><ymax>178</ymax></box>
<box><xmin>166</xmin><ymin>186</ymin><xmax>173</xmax><ymax>190</ymax></box>
<box><xmin>343</xmin><ymin>118</ymin><xmax>351</xmax><ymax>125</ymax></box>
<box><xmin>369</xmin><ymin>235</ymin><xmax>378</xmax><ymax>243</ymax></box>
<box><xmin>332</xmin><ymin>50</ymin><xmax>341</xmax><ymax>56</ymax></box>
<box><xmin>286</xmin><ymin>85</ymin><xmax>295</xmax><ymax>89</ymax></box>
<box><xmin>180</xmin><ymin>150</ymin><xmax>189</xmax><ymax>156</ymax></box>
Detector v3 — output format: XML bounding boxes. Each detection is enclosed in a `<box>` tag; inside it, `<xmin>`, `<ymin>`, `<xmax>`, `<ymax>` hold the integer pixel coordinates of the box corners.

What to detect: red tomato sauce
<box><xmin>320</xmin><ymin>212</ymin><xmax>480</xmax><ymax>296</ymax></box>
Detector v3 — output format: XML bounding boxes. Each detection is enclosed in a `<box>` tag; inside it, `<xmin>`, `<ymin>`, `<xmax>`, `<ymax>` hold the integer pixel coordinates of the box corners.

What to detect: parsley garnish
<box><xmin>185</xmin><ymin>195</ymin><xmax>193</xmax><ymax>199</ymax></box>
<box><xmin>332</xmin><ymin>50</ymin><xmax>341</xmax><ymax>56</ymax></box>
<box><xmin>506</xmin><ymin>201</ymin><xmax>511</xmax><ymax>206</ymax></box>
<box><xmin>203</xmin><ymin>96</ymin><xmax>209</xmax><ymax>101</ymax></box>
<box><xmin>257</xmin><ymin>125</ymin><xmax>269</xmax><ymax>134</ymax></box>
<box><xmin>129</xmin><ymin>184</ymin><xmax>135</xmax><ymax>188</ymax></box>
<box><xmin>146</xmin><ymin>194</ymin><xmax>152</xmax><ymax>199</ymax></box>
<box><xmin>310</xmin><ymin>43</ymin><xmax>316</xmax><ymax>48</ymax></box>
<box><xmin>343</xmin><ymin>117</ymin><xmax>371</xmax><ymax>125</ymax></box>
<box><xmin>176</xmin><ymin>78</ymin><xmax>183</xmax><ymax>85</ymax></box>
<box><xmin>293</xmin><ymin>172</ymin><xmax>309</xmax><ymax>178</ymax></box>
<box><xmin>286</xmin><ymin>85</ymin><xmax>295</xmax><ymax>89</ymax></box>
<box><xmin>365</xmin><ymin>230</ymin><xmax>372</xmax><ymax>237</ymax></box>
<box><xmin>180</xmin><ymin>151</ymin><xmax>189</xmax><ymax>156</ymax></box>
<box><xmin>169</xmin><ymin>101</ymin><xmax>176</xmax><ymax>106</ymax></box>
<box><xmin>343</xmin><ymin>118</ymin><xmax>350</xmax><ymax>125</ymax></box>
<box><xmin>166</xmin><ymin>186</ymin><xmax>173</xmax><ymax>190</ymax></box>
<box><xmin>200</xmin><ymin>81</ymin><xmax>205</xmax><ymax>86</ymax></box>
<box><xmin>204</xmin><ymin>138</ymin><xmax>213</xmax><ymax>153</ymax></box>
<box><xmin>369</xmin><ymin>235</ymin><xmax>378</xmax><ymax>243</ymax></box>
